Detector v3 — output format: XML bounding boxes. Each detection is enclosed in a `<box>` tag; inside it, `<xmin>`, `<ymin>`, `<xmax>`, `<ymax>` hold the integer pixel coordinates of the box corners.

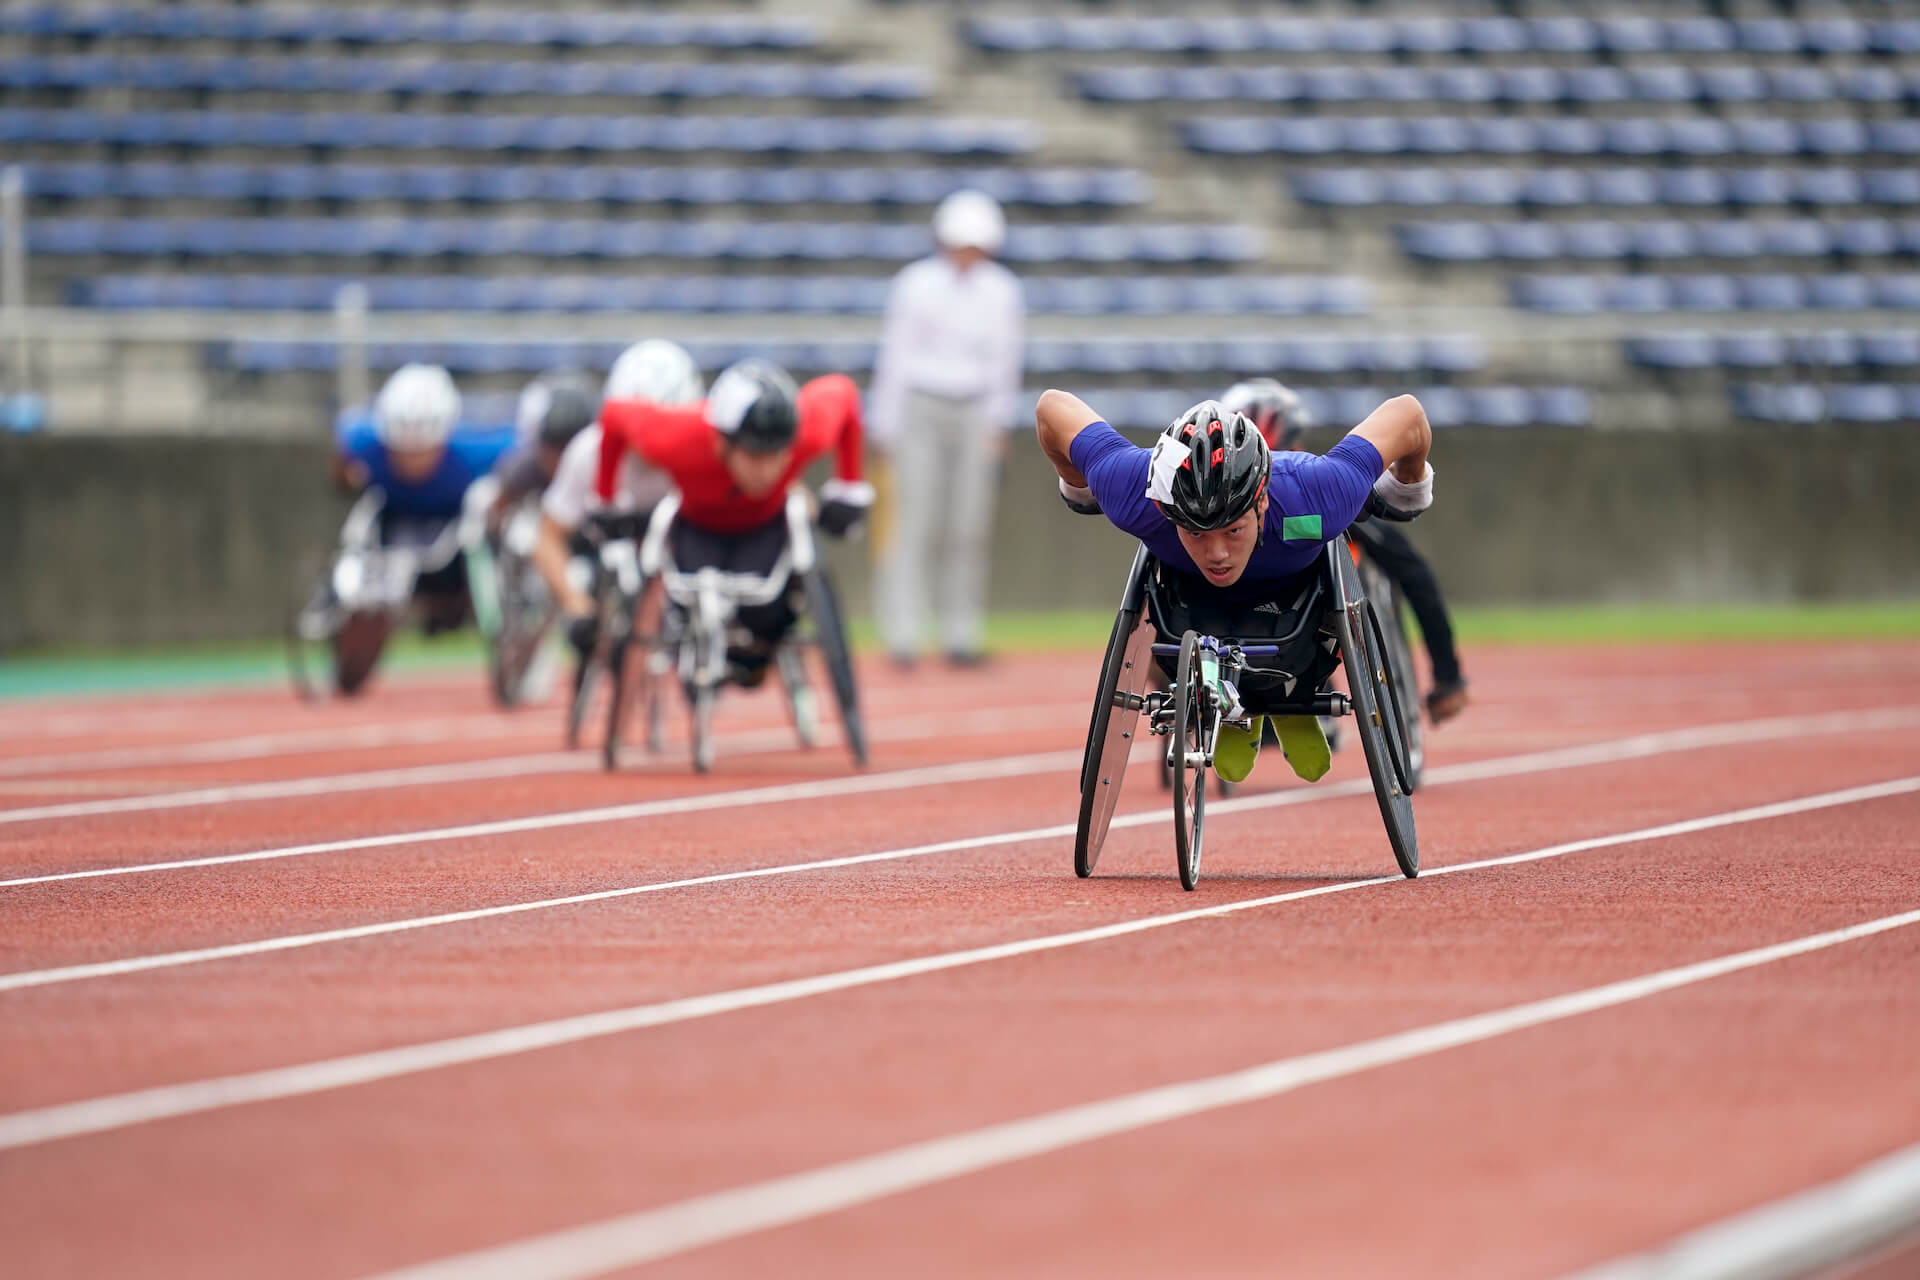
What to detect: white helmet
<box><xmin>933</xmin><ymin>189</ymin><xmax>1006</xmax><ymax>255</ymax></box>
<box><xmin>374</xmin><ymin>362</ymin><xmax>461</xmax><ymax>451</ymax></box>
<box><xmin>604</xmin><ymin>339</ymin><xmax>705</xmax><ymax>406</ymax></box>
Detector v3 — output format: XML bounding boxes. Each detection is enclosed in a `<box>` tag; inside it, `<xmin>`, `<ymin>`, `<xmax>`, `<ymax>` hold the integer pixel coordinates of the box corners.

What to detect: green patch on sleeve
<box><xmin>1281</xmin><ymin>513</ymin><xmax>1323</xmax><ymax>541</ymax></box>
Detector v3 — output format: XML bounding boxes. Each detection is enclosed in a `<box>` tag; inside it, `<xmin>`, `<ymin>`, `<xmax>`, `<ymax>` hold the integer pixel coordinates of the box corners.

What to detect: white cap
<box><xmin>932</xmin><ymin>189</ymin><xmax>1006</xmax><ymax>254</ymax></box>
<box><xmin>604</xmin><ymin>339</ymin><xmax>705</xmax><ymax>406</ymax></box>
<box><xmin>373</xmin><ymin>363</ymin><xmax>461</xmax><ymax>451</ymax></box>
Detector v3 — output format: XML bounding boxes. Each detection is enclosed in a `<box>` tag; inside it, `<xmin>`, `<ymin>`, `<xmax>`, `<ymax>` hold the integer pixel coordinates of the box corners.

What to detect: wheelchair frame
<box><xmin>599</xmin><ymin>489</ymin><xmax>866</xmax><ymax>774</ymax></box>
<box><xmin>1076</xmin><ymin>536</ymin><xmax>1420</xmax><ymax>891</ymax></box>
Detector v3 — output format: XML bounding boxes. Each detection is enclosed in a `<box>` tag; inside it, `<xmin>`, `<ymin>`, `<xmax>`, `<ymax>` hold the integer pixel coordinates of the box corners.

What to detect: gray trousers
<box><xmin>877</xmin><ymin>389</ymin><xmax>999</xmax><ymax>656</ymax></box>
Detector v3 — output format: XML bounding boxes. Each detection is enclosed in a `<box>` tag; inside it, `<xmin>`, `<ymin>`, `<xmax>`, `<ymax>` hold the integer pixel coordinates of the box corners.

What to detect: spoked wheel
<box><xmin>802</xmin><ymin>567</ymin><xmax>866</xmax><ymax>768</ymax></box>
<box><xmin>330</xmin><ymin>609</ymin><xmax>392</xmax><ymax>698</ymax></box>
<box><xmin>689</xmin><ymin>682</ymin><xmax>716</xmax><ymax>774</ymax></box>
<box><xmin>565</xmin><ymin>645</ymin><xmax>602</xmax><ymax>751</ymax></box>
<box><xmin>490</xmin><ymin>557</ymin><xmax>553</xmax><ymax>709</ymax></box>
<box><xmin>1333</xmin><ymin>543</ymin><xmax>1419</xmax><ymax>878</ymax></box>
<box><xmin>601</xmin><ymin>634</ymin><xmax>632</xmax><ymax>772</ymax></box>
<box><xmin>1358</xmin><ymin>558</ymin><xmax>1424</xmax><ymax>791</ymax></box>
<box><xmin>286</xmin><ymin>578</ymin><xmax>336</xmax><ymax>702</ymax></box>
<box><xmin>777</xmin><ymin>646</ymin><xmax>820</xmax><ymax>749</ymax></box>
<box><xmin>1171</xmin><ymin>630</ymin><xmax>1210</xmax><ymax>892</ymax></box>
<box><xmin>1074</xmin><ymin>607</ymin><xmax>1155</xmax><ymax>877</ymax></box>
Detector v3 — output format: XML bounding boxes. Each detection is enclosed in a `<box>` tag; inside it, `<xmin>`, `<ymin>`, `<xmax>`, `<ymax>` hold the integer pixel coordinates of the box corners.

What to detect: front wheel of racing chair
<box><xmin>1355</xmin><ymin>553</ymin><xmax>1424</xmax><ymax>792</ymax></box>
<box><xmin>1075</xmin><ymin>547</ymin><xmax>1158</xmax><ymax>878</ymax></box>
<box><xmin>800</xmin><ymin>565</ymin><xmax>866</xmax><ymax>768</ymax></box>
<box><xmin>1330</xmin><ymin>537</ymin><xmax>1420</xmax><ymax>878</ymax></box>
<box><xmin>1170</xmin><ymin>630</ymin><xmax>1214</xmax><ymax>891</ymax></box>
<box><xmin>287</xmin><ymin>491</ymin><xmax>402</xmax><ymax>700</ymax></box>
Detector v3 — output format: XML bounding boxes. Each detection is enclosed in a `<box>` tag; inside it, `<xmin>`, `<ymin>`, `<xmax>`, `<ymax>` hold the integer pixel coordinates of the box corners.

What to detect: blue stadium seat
<box><xmin>1667</xmin><ymin>18</ymin><xmax>1736</xmax><ymax>54</ymax></box>
<box><xmin>1563</xmin><ymin>67</ymin><xmax>1629</xmax><ymax>106</ymax></box>
<box><xmin>1534</xmin><ymin>118</ymin><xmax>1602</xmax><ymax>156</ymax></box>
<box><xmin>1534</xmin><ymin>387</ymin><xmax>1594</xmax><ymax>427</ymax></box>
<box><xmin>1511</xmin><ymin>275</ymin><xmax>1602</xmax><ymax>314</ymax></box>
<box><xmin>1832</xmin><ymin>219</ymin><xmax>1898</xmax><ymax>258</ymax></box>
<box><xmin>1291</xmin><ymin>169</ymin><xmax>1383</xmax><ymax>207</ymax></box>
<box><xmin>1470</xmin><ymin>118</ymin><xmax>1537</xmax><ymax>156</ymax></box>
<box><xmin>1658</xmin><ymin>169</ymin><xmax>1725</xmax><ymax>207</ymax></box>
<box><xmin>1462</xmin><ymin>17</ymin><xmax>1529</xmax><ymax>54</ymax></box>
<box><xmin>1828</xmin><ymin>384</ymin><xmax>1903</xmax><ymax>423</ymax></box>
<box><xmin>1627</xmin><ymin>333</ymin><xmax>1718</xmax><ymax>370</ymax></box>
<box><xmin>1591</xmin><ymin>168</ymin><xmax>1660</xmax><ymax>206</ymax></box>
<box><xmin>1875</xmin><ymin>276</ymin><xmax>1920</xmax><ymax>310</ymax></box>
<box><xmin>1731</xmin><ymin>119</ymin><xmax>1800</xmax><ymax>157</ymax></box>
<box><xmin>1528</xmin><ymin>18</ymin><xmax>1597</xmax><ymax>54</ymax></box>
<box><xmin>1525</xmin><ymin>169</ymin><xmax>1590</xmax><ymax>207</ymax></box>
<box><xmin>1465</xmin><ymin>387</ymin><xmax>1535</xmax><ymax>428</ymax></box>
<box><xmin>1725</xmin><ymin>169</ymin><xmax>1794</xmax><ymax>207</ymax></box>
<box><xmin>1404</xmin><ymin>117</ymin><xmax>1475</xmax><ymax>156</ymax></box>
<box><xmin>1865</xmin><ymin>171</ymin><xmax>1920</xmax><ymax>205</ymax></box>
<box><xmin>1793</xmin><ymin>330</ymin><xmax>1859</xmax><ymax>366</ymax></box>
<box><xmin>1498</xmin><ymin>67</ymin><xmax>1562</xmax><ymax>105</ymax></box>
<box><xmin>1802</xmin><ymin>119</ymin><xmax>1869</xmax><ymax>158</ymax></box>
<box><xmin>1674</xmin><ymin>276</ymin><xmax>1751</xmax><ymax>312</ymax></box>
<box><xmin>1732</xmin><ymin>383</ymin><xmax>1826</xmax><ymax>424</ymax></box>
<box><xmin>1868</xmin><ymin>121</ymin><xmax>1920</xmax><ymax>156</ymax></box>
<box><xmin>1596</xmin><ymin>17</ymin><xmax>1665</xmax><ymax>53</ymax></box>
<box><xmin>1736</xmin><ymin>18</ymin><xmax>1804</xmax><ymax>54</ymax></box>
<box><xmin>1431</xmin><ymin>67</ymin><xmax>1498</xmax><ymax>105</ymax></box>
<box><xmin>1612</xmin><ymin>274</ymin><xmax>1678</xmax><ymax>312</ymax></box>
<box><xmin>1667</xmin><ymin>119</ymin><xmax>1735</xmax><ymax>158</ymax></box>
<box><xmin>1629</xmin><ymin>66</ymin><xmax>1697</xmax><ymax>104</ymax></box>
<box><xmin>1698</xmin><ymin>66</ymin><xmax>1767</xmax><ymax>104</ymax></box>
<box><xmin>1392</xmin><ymin>221</ymin><xmax>1486</xmax><ymax>262</ymax></box>
<box><xmin>1720</xmin><ymin>330</ymin><xmax>1790</xmax><ymax>369</ymax></box>
<box><xmin>1492</xmin><ymin>221</ymin><xmax>1561</xmax><ymax>260</ymax></box>
<box><xmin>1737</xmin><ymin>275</ymin><xmax>1806</xmax><ymax>311</ymax></box>
<box><xmin>1694</xmin><ymin>221</ymin><xmax>1764</xmax><ymax>259</ymax></box>
<box><xmin>1810</xmin><ymin>275</ymin><xmax>1877</xmax><ymax>310</ymax></box>
<box><xmin>1857</xmin><ymin>332</ymin><xmax>1920</xmax><ymax>369</ymax></box>
<box><xmin>1561</xmin><ymin>221</ymin><xmax>1632</xmax><ymax>260</ymax></box>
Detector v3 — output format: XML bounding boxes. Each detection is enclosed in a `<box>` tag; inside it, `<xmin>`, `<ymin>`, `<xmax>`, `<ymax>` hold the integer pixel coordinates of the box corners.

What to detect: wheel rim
<box><xmin>1076</xmin><ymin>614</ymin><xmax>1154</xmax><ymax>876</ymax></box>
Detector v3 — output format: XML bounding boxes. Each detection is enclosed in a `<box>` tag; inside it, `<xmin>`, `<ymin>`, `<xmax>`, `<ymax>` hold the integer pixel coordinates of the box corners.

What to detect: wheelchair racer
<box><xmin>595</xmin><ymin>358</ymin><xmax>873</xmax><ymax>687</ymax></box>
<box><xmin>485</xmin><ymin>368</ymin><xmax>600</xmax><ymax>517</ymax></box>
<box><xmin>530</xmin><ymin>340</ymin><xmax>702</xmax><ymax>679</ymax></box>
<box><xmin>1223</xmin><ymin>378</ymin><xmax>1470</xmax><ymax>725</ymax></box>
<box><xmin>1037</xmin><ymin>388</ymin><xmax>1433</xmax><ymax>784</ymax></box>
<box><xmin>331</xmin><ymin>362</ymin><xmax>513</xmax><ymax>633</ymax></box>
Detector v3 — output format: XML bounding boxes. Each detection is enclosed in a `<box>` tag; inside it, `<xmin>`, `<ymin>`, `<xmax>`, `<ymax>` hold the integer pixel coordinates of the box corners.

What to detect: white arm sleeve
<box><xmin>539</xmin><ymin>426</ymin><xmax>602</xmax><ymax>531</ymax></box>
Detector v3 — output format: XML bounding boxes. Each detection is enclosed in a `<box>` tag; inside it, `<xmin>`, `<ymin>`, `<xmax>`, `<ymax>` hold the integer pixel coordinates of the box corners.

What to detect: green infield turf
<box><xmin>3</xmin><ymin>602</ymin><xmax>1915</xmax><ymax>700</ymax></box>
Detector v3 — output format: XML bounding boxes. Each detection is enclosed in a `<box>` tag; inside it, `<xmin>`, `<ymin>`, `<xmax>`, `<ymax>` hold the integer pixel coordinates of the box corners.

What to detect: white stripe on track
<box><xmin>4</xmin><ymin>704</ymin><xmax>1914</xmax><ymax>889</ymax></box>
<box><xmin>14</xmin><ymin>708</ymin><xmax>1913</xmax><ymax>992</ymax></box>
<box><xmin>1</xmin><ymin>774</ymin><xmax>1912</xmax><ymax>1153</ymax></box>
<box><xmin>1562</xmin><ymin>1139</ymin><xmax>1920</xmax><ymax>1280</ymax></box>
<box><xmin>0</xmin><ymin>697</ymin><xmax>1092</xmax><ymax>827</ymax></box>
<box><xmin>0</xmin><ymin>748</ymin><xmax>1085</xmax><ymax>888</ymax></box>
<box><xmin>0</xmin><ymin>715</ymin><xmax>533</xmax><ymax>779</ymax></box>
<box><xmin>368</xmin><ymin>903</ymin><xmax>1920</xmax><ymax>1280</ymax></box>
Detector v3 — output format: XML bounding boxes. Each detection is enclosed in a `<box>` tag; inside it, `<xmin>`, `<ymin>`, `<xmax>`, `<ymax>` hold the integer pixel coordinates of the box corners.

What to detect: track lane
<box><xmin>3</xmin><ymin>795</ymin><xmax>1916</xmax><ymax>1279</ymax></box>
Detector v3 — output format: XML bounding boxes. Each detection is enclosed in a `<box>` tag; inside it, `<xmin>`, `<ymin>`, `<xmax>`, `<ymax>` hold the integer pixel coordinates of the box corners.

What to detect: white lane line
<box><xmin>1563</xmin><ymin>1140</ymin><xmax>1920</xmax><ymax>1280</ymax></box>
<box><xmin>368</xmin><ymin>903</ymin><xmax>1920</xmax><ymax>1280</ymax></box>
<box><xmin>0</xmin><ymin>748</ymin><xmax>1086</xmax><ymax>889</ymax></box>
<box><xmin>11</xmin><ymin>707</ymin><xmax>1911</xmax><ymax>993</ymax></box>
<box><xmin>0</xmin><ymin>697</ymin><xmax>1091</xmax><ymax>828</ymax></box>
<box><xmin>2</xmin><ymin>775</ymin><xmax>1912</xmax><ymax>1153</ymax></box>
<box><xmin>0</xmin><ymin>715</ymin><xmax>535</xmax><ymax>778</ymax></box>
<box><xmin>4</xmin><ymin>704</ymin><xmax>1913</xmax><ymax>889</ymax></box>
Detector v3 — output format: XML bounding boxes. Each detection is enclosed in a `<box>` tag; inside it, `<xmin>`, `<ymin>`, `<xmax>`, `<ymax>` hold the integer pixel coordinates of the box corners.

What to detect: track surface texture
<box><xmin>3</xmin><ymin>641</ymin><xmax>1918</xmax><ymax>1279</ymax></box>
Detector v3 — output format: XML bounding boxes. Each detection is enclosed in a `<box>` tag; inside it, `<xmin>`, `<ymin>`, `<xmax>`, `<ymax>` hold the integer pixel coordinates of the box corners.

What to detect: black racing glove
<box><xmin>565</xmin><ymin>613</ymin><xmax>600</xmax><ymax>659</ymax></box>
<box><xmin>818</xmin><ymin>479</ymin><xmax>875</xmax><ymax>539</ymax></box>
<box><xmin>1059</xmin><ymin>477</ymin><xmax>1103</xmax><ymax>516</ymax></box>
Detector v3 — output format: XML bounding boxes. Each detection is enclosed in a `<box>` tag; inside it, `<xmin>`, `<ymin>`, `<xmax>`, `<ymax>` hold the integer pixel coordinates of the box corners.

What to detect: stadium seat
<box><xmin>1828</xmin><ymin>384</ymin><xmax>1903</xmax><ymax>422</ymax></box>
<box><xmin>1627</xmin><ymin>333</ymin><xmax>1718</xmax><ymax>370</ymax></box>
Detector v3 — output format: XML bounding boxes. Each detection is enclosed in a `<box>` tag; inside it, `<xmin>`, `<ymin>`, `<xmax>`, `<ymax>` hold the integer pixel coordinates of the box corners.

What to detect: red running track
<box><xmin>1</xmin><ymin>641</ymin><xmax>1918</xmax><ymax>1279</ymax></box>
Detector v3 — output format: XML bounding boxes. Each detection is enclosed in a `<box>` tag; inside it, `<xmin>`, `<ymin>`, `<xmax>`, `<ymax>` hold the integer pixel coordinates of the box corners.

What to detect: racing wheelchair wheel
<box><xmin>286</xmin><ymin>568</ymin><xmax>336</xmax><ymax>702</ymax></box>
<box><xmin>489</xmin><ymin>549</ymin><xmax>552</xmax><ymax>709</ymax></box>
<box><xmin>1357</xmin><ymin>556</ymin><xmax>1424</xmax><ymax>792</ymax></box>
<box><xmin>802</xmin><ymin>566</ymin><xmax>866</xmax><ymax>768</ymax></box>
<box><xmin>777</xmin><ymin>646</ymin><xmax>821</xmax><ymax>749</ymax></box>
<box><xmin>1074</xmin><ymin>605</ymin><xmax>1155</xmax><ymax>877</ymax></box>
<box><xmin>1332</xmin><ymin>541</ymin><xmax>1419</xmax><ymax>879</ymax></box>
<box><xmin>1171</xmin><ymin>630</ymin><xmax>1210</xmax><ymax>892</ymax></box>
<box><xmin>565</xmin><ymin>643</ymin><xmax>603</xmax><ymax>751</ymax></box>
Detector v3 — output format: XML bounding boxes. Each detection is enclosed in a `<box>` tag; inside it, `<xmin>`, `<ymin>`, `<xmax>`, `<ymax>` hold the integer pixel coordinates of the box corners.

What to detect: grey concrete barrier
<box><xmin>3</xmin><ymin>425</ymin><xmax>1916</xmax><ymax>651</ymax></box>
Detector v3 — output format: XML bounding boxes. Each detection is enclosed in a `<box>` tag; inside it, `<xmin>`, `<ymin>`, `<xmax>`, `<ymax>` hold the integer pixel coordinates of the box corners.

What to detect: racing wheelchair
<box><xmin>287</xmin><ymin>489</ymin><xmax>474</xmax><ymax>699</ymax></box>
<box><xmin>565</xmin><ymin>516</ymin><xmax>669</xmax><ymax>770</ymax></box>
<box><xmin>1077</xmin><ymin>518</ymin><xmax>1421</xmax><ymax>891</ymax></box>
<box><xmin>604</xmin><ymin>489</ymin><xmax>866</xmax><ymax>774</ymax></box>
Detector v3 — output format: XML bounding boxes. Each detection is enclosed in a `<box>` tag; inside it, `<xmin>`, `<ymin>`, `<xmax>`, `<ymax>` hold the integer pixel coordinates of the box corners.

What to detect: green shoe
<box><xmin>1272</xmin><ymin>714</ymin><xmax>1331</xmax><ymax>782</ymax></box>
<box><xmin>1212</xmin><ymin>717</ymin><xmax>1262</xmax><ymax>784</ymax></box>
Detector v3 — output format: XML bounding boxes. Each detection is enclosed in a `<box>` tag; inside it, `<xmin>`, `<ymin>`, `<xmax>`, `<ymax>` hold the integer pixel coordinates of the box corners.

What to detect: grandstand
<box><xmin>4</xmin><ymin>1</ymin><xmax>1918</xmax><ymax>432</ymax></box>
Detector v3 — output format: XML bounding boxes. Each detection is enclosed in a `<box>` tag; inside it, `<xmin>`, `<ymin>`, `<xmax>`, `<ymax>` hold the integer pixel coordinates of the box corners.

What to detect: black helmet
<box><xmin>536</xmin><ymin>379</ymin><xmax>598</xmax><ymax>449</ymax></box>
<box><xmin>1151</xmin><ymin>400</ymin><xmax>1270</xmax><ymax>532</ymax></box>
<box><xmin>1220</xmin><ymin>377</ymin><xmax>1310</xmax><ymax>450</ymax></box>
<box><xmin>708</xmin><ymin>358</ymin><xmax>799</xmax><ymax>455</ymax></box>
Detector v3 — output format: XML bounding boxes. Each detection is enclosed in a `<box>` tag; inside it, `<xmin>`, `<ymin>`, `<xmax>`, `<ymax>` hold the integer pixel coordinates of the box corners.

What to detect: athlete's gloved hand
<box><xmin>817</xmin><ymin>478</ymin><xmax>875</xmax><ymax>538</ymax></box>
<box><xmin>1370</xmin><ymin>461</ymin><xmax>1433</xmax><ymax>521</ymax></box>
<box><xmin>565</xmin><ymin>613</ymin><xmax>600</xmax><ymax>659</ymax></box>
<box><xmin>1059</xmin><ymin>477</ymin><xmax>1102</xmax><ymax>516</ymax></box>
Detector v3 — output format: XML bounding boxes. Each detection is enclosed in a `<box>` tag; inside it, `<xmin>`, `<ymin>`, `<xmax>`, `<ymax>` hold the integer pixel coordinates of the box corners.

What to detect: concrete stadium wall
<box><xmin>4</xmin><ymin>426</ymin><xmax>1916</xmax><ymax>650</ymax></box>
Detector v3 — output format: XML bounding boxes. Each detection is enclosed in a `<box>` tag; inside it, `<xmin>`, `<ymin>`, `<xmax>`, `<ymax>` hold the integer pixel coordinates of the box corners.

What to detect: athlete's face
<box><xmin>1174</xmin><ymin>492</ymin><xmax>1267</xmax><ymax>589</ymax></box>
<box><xmin>718</xmin><ymin>440</ymin><xmax>793</xmax><ymax>498</ymax></box>
<box><xmin>387</xmin><ymin>443</ymin><xmax>446</xmax><ymax>483</ymax></box>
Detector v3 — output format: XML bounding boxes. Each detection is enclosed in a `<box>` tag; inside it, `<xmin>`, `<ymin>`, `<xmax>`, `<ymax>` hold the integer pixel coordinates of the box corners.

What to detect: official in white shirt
<box><xmin>869</xmin><ymin>189</ymin><xmax>1025</xmax><ymax>667</ymax></box>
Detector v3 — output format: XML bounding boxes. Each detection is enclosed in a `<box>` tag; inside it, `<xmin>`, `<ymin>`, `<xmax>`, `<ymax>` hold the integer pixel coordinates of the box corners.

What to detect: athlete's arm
<box><xmin>533</xmin><ymin>512</ymin><xmax>593</xmax><ymax>618</ymax></box>
<box><xmin>804</xmin><ymin>374</ymin><xmax>867</xmax><ymax>484</ymax></box>
<box><xmin>1347</xmin><ymin>393</ymin><xmax>1431</xmax><ymax>483</ymax></box>
<box><xmin>596</xmin><ymin>399</ymin><xmax>712</xmax><ymax>499</ymax></box>
<box><xmin>1034</xmin><ymin>389</ymin><xmax>1104</xmax><ymax>487</ymax></box>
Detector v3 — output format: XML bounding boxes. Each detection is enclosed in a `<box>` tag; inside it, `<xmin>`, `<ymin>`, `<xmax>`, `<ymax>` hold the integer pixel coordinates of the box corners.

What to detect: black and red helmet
<box><xmin>1150</xmin><ymin>400</ymin><xmax>1271</xmax><ymax>532</ymax></box>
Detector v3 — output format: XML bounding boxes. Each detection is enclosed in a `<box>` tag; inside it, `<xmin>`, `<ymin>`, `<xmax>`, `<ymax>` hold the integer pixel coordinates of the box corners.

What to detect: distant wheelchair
<box><xmin>623</xmin><ymin>489</ymin><xmax>866</xmax><ymax>774</ymax></box>
<box><xmin>567</xmin><ymin>517</ymin><xmax>670</xmax><ymax>770</ymax></box>
<box><xmin>1077</xmin><ymin>515</ymin><xmax>1421</xmax><ymax>891</ymax></box>
<box><xmin>287</xmin><ymin>489</ymin><xmax>471</xmax><ymax>700</ymax></box>
<box><xmin>464</xmin><ymin>481</ymin><xmax>559</xmax><ymax>710</ymax></box>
